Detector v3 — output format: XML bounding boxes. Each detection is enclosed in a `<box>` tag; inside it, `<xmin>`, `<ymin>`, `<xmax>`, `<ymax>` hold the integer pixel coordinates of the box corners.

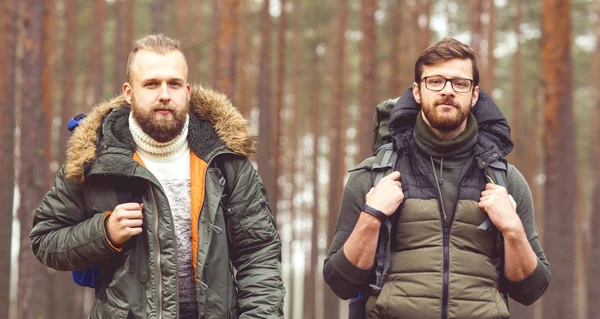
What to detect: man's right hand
<box><xmin>365</xmin><ymin>171</ymin><xmax>404</xmax><ymax>217</ymax></box>
<box><xmin>106</xmin><ymin>203</ymin><xmax>144</xmax><ymax>246</ymax></box>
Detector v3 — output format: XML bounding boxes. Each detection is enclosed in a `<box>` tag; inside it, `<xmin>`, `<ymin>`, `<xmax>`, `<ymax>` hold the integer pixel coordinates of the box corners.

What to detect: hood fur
<box><xmin>65</xmin><ymin>85</ymin><xmax>256</xmax><ymax>182</ymax></box>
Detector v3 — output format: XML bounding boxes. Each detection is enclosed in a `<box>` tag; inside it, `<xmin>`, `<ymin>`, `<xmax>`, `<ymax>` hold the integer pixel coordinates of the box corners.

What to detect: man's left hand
<box><xmin>479</xmin><ymin>184</ymin><xmax>522</xmax><ymax>234</ymax></box>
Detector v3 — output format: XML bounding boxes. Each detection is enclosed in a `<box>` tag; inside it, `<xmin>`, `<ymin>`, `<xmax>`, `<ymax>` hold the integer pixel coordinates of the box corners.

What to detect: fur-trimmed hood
<box><xmin>65</xmin><ymin>85</ymin><xmax>256</xmax><ymax>182</ymax></box>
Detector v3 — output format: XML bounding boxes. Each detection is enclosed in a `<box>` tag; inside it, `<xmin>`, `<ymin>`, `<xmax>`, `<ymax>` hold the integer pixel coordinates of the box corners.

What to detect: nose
<box><xmin>158</xmin><ymin>83</ymin><xmax>170</xmax><ymax>103</ymax></box>
<box><xmin>441</xmin><ymin>80</ymin><xmax>455</xmax><ymax>96</ymax></box>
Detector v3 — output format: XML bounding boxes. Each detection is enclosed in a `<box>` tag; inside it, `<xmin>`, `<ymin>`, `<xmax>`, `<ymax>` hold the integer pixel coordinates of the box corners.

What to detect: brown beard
<box><xmin>130</xmin><ymin>95</ymin><xmax>189</xmax><ymax>142</ymax></box>
<box><xmin>420</xmin><ymin>94</ymin><xmax>471</xmax><ymax>132</ymax></box>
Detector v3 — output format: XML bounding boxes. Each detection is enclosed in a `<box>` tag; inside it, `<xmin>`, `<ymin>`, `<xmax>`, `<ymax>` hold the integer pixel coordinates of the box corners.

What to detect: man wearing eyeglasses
<box><xmin>324</xmin><ymin>38</ymin><xmax>550</xmax><ymax>319</ymax></box>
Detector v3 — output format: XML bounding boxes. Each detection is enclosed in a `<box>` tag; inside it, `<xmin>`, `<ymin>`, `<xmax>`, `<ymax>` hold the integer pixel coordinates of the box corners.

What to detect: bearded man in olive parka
<box><xmin>30</xmin><ymin>34</ymin><xmax>284</xmax><ymax>319</ymax></box>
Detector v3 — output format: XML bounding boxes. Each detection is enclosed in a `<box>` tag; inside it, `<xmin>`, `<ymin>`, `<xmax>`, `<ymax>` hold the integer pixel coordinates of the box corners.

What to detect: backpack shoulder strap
<box><xmin>369</xmin><ymin>143</ymin><xmax>397</xmax><ymax>296</ymax></box>
<box><xmin>478</xmin><ymin>160</ymin><xmax>508</xmax><ymax>231</ymax></box>
<box><xmin>482</xmin><ymin>159</ymin><xmax>510</xmax><ymax>305</ymax></box>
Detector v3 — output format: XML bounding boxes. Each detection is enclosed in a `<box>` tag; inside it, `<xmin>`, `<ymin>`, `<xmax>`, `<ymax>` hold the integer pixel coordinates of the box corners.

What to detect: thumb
<box><xmin>509</xmin><ymin>195</ymin><xmax>516</xmax><ymax>210</ymax></box>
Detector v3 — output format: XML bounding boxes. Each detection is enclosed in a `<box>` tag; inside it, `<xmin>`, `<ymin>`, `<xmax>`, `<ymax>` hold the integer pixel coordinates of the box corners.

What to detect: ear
<box><xmin>412</xmin><ymin>82</ymin><xmax>421</xmax><ymax>104</ymax></box>
<box><xmin>471</xmin><ymin>86</ymin><xmax>479</xmax><ymax>108</ymax></box>
<box><xmin>123</xmin><ymin>83</ymin><xmax>133</xmax><ymax>104</ymax></box>
<box><xmin>186</xmin><ymin>83</ymin><xmax>191</xmax><ymax>102</ymax></box>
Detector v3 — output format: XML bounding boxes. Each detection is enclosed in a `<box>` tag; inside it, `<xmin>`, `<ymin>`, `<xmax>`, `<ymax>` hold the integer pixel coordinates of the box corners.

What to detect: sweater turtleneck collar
<box><xmin>414</xmin><ymin>112</ymin><xmax>478</xmax><ymax>158</ymax></box>
<box><xmin>129</xmin><ymin>112</ymin><xmax>190</xmax><ymax>160</ymax></box>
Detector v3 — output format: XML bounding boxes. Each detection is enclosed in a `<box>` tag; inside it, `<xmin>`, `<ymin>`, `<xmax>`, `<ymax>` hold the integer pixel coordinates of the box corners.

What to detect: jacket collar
<box><xmin>388</xmin><ymin>86</ymin><xmax>513</xmax><ymax>168</ymax></box>
<box><xmin>65</xmin><ymin>85</ymin><xmax>256</xmax><ymax>182</ymax></box>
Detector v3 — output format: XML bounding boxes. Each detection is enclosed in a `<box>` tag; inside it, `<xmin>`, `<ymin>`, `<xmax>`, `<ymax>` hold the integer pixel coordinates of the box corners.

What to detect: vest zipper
<box><xmin>149</xmin><ymin>187</ymin><xmax>163</xmax><ymax>319</ymax></box>
<box><xmin>416</xmin><ymin>157</ymin><xmax>452</xmax><ymax>319</ymax></box>
<box><xmin>442</xmin><ymin>226</ymin><xmax>450</xmax><ymax>319</ymax></box>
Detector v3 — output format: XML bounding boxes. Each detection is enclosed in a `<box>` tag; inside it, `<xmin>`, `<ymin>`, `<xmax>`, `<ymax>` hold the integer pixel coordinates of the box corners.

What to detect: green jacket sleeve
<box><xmin>220</xmin><ymin>156</ymin><xmax>285</xmax><ymax>318</ymax></box>
<box><xmin>503</xmin><ymin>165</ymin><xmax>551</xmax><ymax>305</ymax></box>
<box><xmin>29</xmin><ymin>166</ymin><xmax>121</xmax><ymax>271</ymax></box>
<box><xmin>323</xmin><ymin>158</ymin><xmax>376</xmax><ymax>300</ymax></box>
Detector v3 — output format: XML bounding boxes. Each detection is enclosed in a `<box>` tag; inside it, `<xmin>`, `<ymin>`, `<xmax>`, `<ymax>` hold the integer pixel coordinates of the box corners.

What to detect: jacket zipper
<box><xmin>149</xmin><ymin>187</ymin><xmax>163</xmax><ymax>319</ymax></box>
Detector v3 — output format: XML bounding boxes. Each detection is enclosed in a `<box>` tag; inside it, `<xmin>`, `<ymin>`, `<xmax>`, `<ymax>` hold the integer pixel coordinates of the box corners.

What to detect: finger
<box><xmin>116</xmin><ymin>210</ymin><xmax>143</xmax><ymax>220</ymax></box>
<box><xmin>485</xmin><ymin>183</ymin><xmax>502</xmax><ymax>190</ymax></box>
<box><xmin>385</xmin><ymin>171</ymin><xmax>401</xmax><ymax>181</ymax></box>
<box><xmin>118</xmin><ymin>202</ymin><xmax>142</xmax><ymax>211</ymax></box>
<box><xmin>122</xmin><ymin>218</ymin><xmax>143</xmax><ymax>228</ymax></box>
<box><xmin>128</xmin><ymin>227</ymin><xmax>143</xmax><ymax>236</ymax></box>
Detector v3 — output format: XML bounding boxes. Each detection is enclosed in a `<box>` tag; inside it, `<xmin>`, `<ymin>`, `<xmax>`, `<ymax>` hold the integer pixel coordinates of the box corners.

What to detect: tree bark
<box><xmin>210</xmin><ymin>0</ymin><xmax>220</xmax><ymax>87</ymax></box>
<box><xmin>541</xmin><ymin>0</ymin><xmax>575</xmax><ymax>318</ymax></box>
<box><xmin>0</xmin><ymin>0</ymin><xmax>18</xmax><ymax>317</ymax></box>
<box><xmin>58</xmin><ymin>0</ymin><xmax>78</xmax><ymax>162</ymax></box>
<box><xmin>151</xmin><ymin>0</ymin><xmax>164</xmax><ymax>33</ymax></box>
<box><xmin>470</xmin><ymin>0</ymin><xmax>484</xmax><ymax>55</ymax></box>
<box><xmin>87</xmin><ymin>0</ymin><xmax>107</xmax><ymax>107</ymax></box>
<box><xmin>257</xmin><ymin>0</ymin><xmax>276</xmax><ymax>222</ymax></box>
<box><xmin>235</xmin><ymin>0</ymin><xmax>251</xmax><ymax>116</ymax></box>
<box><xmin>588</xmin><ymin>5</ymin><xmax>600</xmax><ymax>318</ymax></box>
<box><xmin>509</xmin><ymin>0</ymin><xmax>524</xmax><ymax>169</ymax></box>
<box><xmin>358</xmin><ymin>0</ymin><xmax>377</xmax><ymax>159</ymax></box>
<box><xmin>18</xmin><ymin>1</ymin><xmax>50</xmax><ymax>318</ymax></box>
<box><xmin>324</xmin><ymin>1</ymin><xmax>348</xmax><ymax>318</ymax></box>
<box><xmin>389</xmin><ymin>0</ymin><xmax>401</xmax><ymax>96</ymax></box>
<box><xmin>307</xmin><ymin>44</ymin><xmax>322</xmax><ymax>319</ymax></box>
<box><xmin>272</xmin><ymin>0</ymin><xmax>287</xmax><ymax>224</ymax></box>
<box><xmin>485</xmin><ymin>0</ymin><xmax>496</xmax><ymax>92</ymax></box>
<box><xmin>215</xmin><ymin>0</ymin><xmax>239</xmax><ymax>99</ymax></box>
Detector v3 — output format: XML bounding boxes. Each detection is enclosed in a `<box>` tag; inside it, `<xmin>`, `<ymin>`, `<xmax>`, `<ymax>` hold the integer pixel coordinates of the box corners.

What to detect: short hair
<box><xmin>126</xmin><ymin>34</ymin><xmax>187</xmax><ymax>82</ymax></box>
<box><xmin>414</xmin><ymin>38</ymin><xmax>479</xmax><ymax>86</ymax></box>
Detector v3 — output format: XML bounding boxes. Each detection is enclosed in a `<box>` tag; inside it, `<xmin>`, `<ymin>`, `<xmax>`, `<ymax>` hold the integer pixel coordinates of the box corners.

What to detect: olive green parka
<box><xmin>30</xmin><ymin>86</ymin><xmax>285</xmax><ymax>319</ymax></box>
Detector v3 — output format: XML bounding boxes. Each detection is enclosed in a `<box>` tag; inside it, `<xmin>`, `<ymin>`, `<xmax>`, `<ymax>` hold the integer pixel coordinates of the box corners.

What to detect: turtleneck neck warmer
<box><xmin>414</xmin><ymin>112</ymin><xmax>479</xmax><ymax>225</ymax></box>
<box><xmin>414</xmin><ymin>112</ymin><xmax>478</xmax><ymax>158</ymax></box>
<box><xmin>129</xmin><ymin>112</ymin><xmax>190</xmax><ymax>162</ymax></box>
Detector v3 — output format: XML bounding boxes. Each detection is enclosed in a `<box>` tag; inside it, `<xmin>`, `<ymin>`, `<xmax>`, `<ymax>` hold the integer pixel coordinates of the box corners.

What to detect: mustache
<box><xmin>151</xmin><ymin>103</ymin><xmax>174</xmax><ymax>111</ymax></box>
<box><xmin>434</xmin><ymin>97</ymin><xmax>459</xmax><ymax>108</ymax></box>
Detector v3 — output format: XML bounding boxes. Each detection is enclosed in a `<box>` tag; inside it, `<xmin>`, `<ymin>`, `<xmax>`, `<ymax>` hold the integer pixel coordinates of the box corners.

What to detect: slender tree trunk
<box><xmin>509</xmin><ymin>0</ymin><xmax>524</xmax><ymax>169</ymax></box>
<box><xmin>470</xmin><ymin>0</ymin><xmax>483</xmax><ymax>55</ymax></box>
<box><xmin>210</xmin><ymin>0</ymin><xmax>220</xmax><ymax>87</ymax></box>
<box><xmin>358</xmin><ymin>0</ymin><xmax>377</xmax><ymax>159</ymax></box>
<box><xmin>43</xmin><ymin>0</ymin><xmax>56</xmax><ymax>170</ymax></box>
<box><xmin>446</xmin><ymin>0</ymin><xmax>456</xmax><ymax>37</ymax></box>
<box><xmin>541</xmin><ymin>0</ymin><xmax>575</xmax><ymax>318</ymax></box>
<box><xmin>215</xmin><ymin>0</ymin><xmax>239</xmax><ymax>99</ymax></box>
<box><xmin>58</xmin><ymin>0</ymin><xmax>78</xmax><ymax>162</ymax></box>
<box><xmin>389</xmin><ymin>0</ymin><xmax>401</xmax><ymax>96</ymax></box>
<box><xmin>325</xmin><ymin>2</ymin><xmax>348</xmax><ymax>318</ymax></box>
<box><xmin>0</xmin><ymin>1</ymin><xmax>18</xmax><ymax>317</ymax></box>
<box><xmin>257</xmin><ymin>0</ymin><xmax>276</xmax><ymax>221</ymax></box>
<box><xmin>485</xmin><ymin>0</ymin><xmax>496</xmax><ymax>92</ymax></box>
<box><xmin>235</xmin><ymin>0</ymin><xmax>251</xmax><ymax>116</ymax></box>
<box><xmin>308</xmin><ymin>46</ymin><xmax>322</xmax><ymax>319</ymax></box>
<box><xmin>588</xmin><ymin>5</ymin><xmax>600</xmax><ymax>318</ymax></box>
<box><xmin>113</xmin><ymin>0</ymin><xmax>125</xmax><ymax>94</ymax></box>
<box><xmin>18</xmin><ymin>1</ymin><xmax>50</xmax><ymax>318</ymax></box>
<box><xmin>272</xmin><ymin>0</ymin><xmax>287</xmax><ymax>222</ymax></box>
<box><xmin>151</xmin><ymin>0</ymin><xmax>164</xmax><ymax>33</ymax></box>
<box><xmin>124</xmin><ymin>0</ymin><xmax>135</xmax><ymax>71</ymax></box>
<box><xmin>87</xmin><ymin>0</ymin><xmax>107</xmax><ymax>107</ymax></box>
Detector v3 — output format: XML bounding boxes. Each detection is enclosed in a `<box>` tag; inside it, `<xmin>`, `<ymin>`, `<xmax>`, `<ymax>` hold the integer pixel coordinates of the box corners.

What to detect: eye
<box><xmin>428</xmin><ymin>78</ymin><xmax>443</xmax><ymax>85</ymax></box>
<box><xmin>169</xmin><ymin>82</ymin><xmax>182</xmax><ymax>87</ymax></box>
<box><xmin>454</xmin><ymin>80</ymin><xmax>469</xmax><ymax>88</ymax></box>
<box><xmin>144</xmin><ymin>82</ymin><xmax>157</xmax><ymax>88</ymax></box>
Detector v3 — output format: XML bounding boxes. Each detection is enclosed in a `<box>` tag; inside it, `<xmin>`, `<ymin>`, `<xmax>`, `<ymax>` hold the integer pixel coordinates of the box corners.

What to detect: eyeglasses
<box><xmin>421</xmin><ymin>76</ymin><xmax>474</xmax><ymax>93</ymax></box>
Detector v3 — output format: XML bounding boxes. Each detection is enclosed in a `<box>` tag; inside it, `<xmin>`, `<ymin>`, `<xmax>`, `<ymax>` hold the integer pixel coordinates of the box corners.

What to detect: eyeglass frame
<box><xmin>420</xmin><ymin>76</ymin><xmax>475</xmax><ymax>93</ymax></box>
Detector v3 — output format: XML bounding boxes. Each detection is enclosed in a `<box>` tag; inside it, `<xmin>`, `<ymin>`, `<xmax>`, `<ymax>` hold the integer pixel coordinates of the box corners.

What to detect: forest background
<box><xmin>0</xmin><ymin>0</ymin><xmax>597</xmax><ymax>318</ymax></box>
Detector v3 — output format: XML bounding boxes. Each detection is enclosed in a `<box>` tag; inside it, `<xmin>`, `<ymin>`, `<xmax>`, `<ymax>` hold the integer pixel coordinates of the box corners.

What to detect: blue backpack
<box><xmin>67</xmin><ymin>114</ymin><xmax>102</xmax><ymax>288</ymax></box>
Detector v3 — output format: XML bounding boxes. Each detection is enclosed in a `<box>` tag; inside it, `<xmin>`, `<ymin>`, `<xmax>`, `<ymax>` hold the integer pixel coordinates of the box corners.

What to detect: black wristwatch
<box><xmin>362</xmin><ymin>204</ymin><xmax>387</xmax><ymax>222</ymax></box>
